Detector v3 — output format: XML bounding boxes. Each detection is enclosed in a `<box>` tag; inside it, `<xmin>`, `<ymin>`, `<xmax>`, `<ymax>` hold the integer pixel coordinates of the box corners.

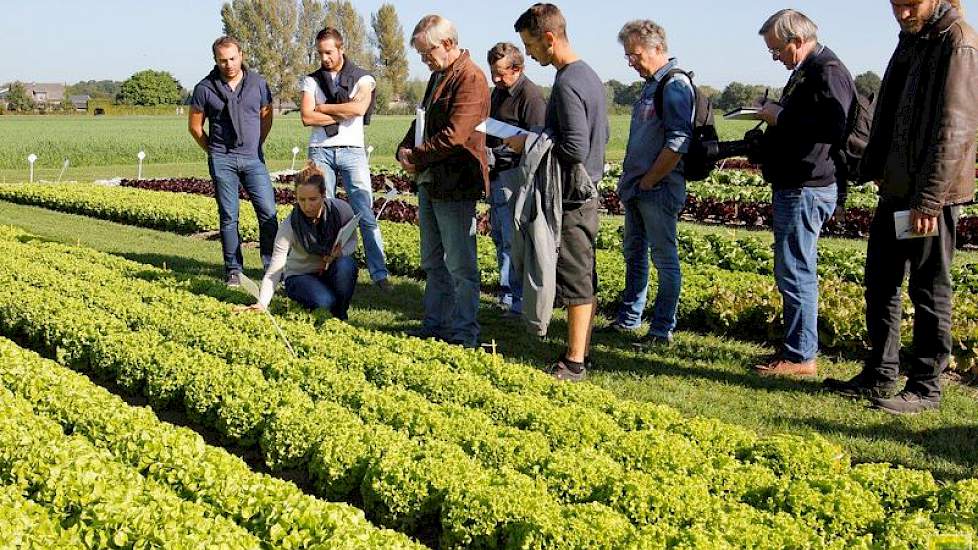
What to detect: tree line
<box><xmin>3</xmin><ymin>0</ymin><xmax>884</xmax><ymax>115</ymax></box>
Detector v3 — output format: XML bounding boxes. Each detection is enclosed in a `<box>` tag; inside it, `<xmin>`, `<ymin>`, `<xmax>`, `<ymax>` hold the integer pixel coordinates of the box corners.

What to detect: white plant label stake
<box><xmin>366</xmin><ymin>144</ymin><xmax>375</xmax><ymax>164</ymax></box>
<box><xmin>290</xmin><ymin>146</ymin><xmax>300</xmax><ymax>171</ymax></box>
<box><xmin>56</xmin><ymin>158</ymin><xmax>69</xmax><ymax>183</ymax></box>
<box><xmin>137</xmin><ymin>151</ymin><xmax>146</xmax><ymax>179</ymax></box>
<box><xmin>27</xmin><ymin>154</ymin><xmax>37</xmax><ymax>183</ymax></box>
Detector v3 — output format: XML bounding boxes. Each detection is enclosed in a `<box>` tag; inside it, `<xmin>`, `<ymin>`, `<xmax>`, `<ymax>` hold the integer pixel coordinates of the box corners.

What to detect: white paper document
<box><xmin>724</xmin><ymin>107</ymin><xmax>764</xmax><ymax>121</ymax></box>
<box><xmin>334</xmin><ymin>213</ymin><xmax>361</xmax><ymax>249</ymax></box>
<box><xmin>894</xmin><ymin>210</ymin><xmax>938</xmax><ymax>240</ymax></box>
<box><xmin>414</xmin><ymin>107</ymin><xmax>426</xmax><ymax>147</ymax></box>
<box><xmin>478</xmin><ymin>118</ymin><xmax>529</xmax><ymax>139</ymax></box>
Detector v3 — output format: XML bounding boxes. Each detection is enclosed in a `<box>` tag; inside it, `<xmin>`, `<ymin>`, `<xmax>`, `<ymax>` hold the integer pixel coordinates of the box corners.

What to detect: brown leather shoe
<box><xmin>753</xmin><ymin>358</ymin><xmax>817</xmax><ymax>377</ymax></box>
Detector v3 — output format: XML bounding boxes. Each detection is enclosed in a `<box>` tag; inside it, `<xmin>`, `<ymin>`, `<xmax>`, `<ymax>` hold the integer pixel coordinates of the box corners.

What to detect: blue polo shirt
<box><xmin>190</xmin><ymin>69</ymin><xmax>273</xmax><ymax>157</ymax></box>
<box><xmin>617</xmin><ymin>58</ymin><xmax>695</xmax><ymax>203</ymax></box>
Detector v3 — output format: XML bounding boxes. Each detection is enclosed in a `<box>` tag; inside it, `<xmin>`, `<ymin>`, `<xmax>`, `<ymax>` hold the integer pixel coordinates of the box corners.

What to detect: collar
<box><xmin>501</xmin><ymin>73</ymin><xmax>527</xmax><ymax>97</ymax></box>
<box><xmin>437</xmin><ymin>49</ymin><xmax>470</xmax><ymax>77</ymax></box>
<box><xmin>650</xmin><ymin>57</ymin><xmax>679</xmax><ymax>83</ymax></box>
<box><xmin>795</xmin><ymin>43</ymin><xmax>825</xmax><ymax>73</ymax></box>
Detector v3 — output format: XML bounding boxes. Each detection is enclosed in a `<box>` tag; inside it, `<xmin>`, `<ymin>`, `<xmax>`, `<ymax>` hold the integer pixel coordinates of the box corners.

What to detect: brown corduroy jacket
<box><xmin>398</xmin><ymin>50</ymin><xmax>490</xmax><ymax>200</ymax></box>
<box><xmin>862</xmin><ymin>8</ymin><xmax>978</xmax><ymax>215</ymax></box>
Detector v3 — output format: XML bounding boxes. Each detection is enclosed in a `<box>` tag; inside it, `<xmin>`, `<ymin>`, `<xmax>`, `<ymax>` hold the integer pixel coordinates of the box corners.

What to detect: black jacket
<box><xmin>308</xmin><ymin>56</ymin><xmax>375</xmax><ymax>138</ymax></box>
<box><xmin>760</xmin><ymin>45</ymin><xmax>855</xmax><ymax>190</ymax></box>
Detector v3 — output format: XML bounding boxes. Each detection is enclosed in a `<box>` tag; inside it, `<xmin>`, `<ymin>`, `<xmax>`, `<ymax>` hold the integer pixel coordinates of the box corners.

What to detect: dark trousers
<box><xmin>864</xmin><ymin>201</ymin><xmax>959</xmax><ymax>398</ymax></box>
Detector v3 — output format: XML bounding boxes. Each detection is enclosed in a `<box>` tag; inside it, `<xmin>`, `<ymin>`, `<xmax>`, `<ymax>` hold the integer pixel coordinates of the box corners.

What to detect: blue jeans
<box><xmin>309</xmin><ymin>146</ymin><xmax>389</xmax><ymax>282</ymax></box>
<box><xmin>418</xmin><ymin>185</ymin><xmax>480</xmax><ymax>346</ymax></box>
<box><xmin>284</xmin><ymin>255</ymin><xmax>358</xmax><ymax>320</ymax></box>
<box><xmin>772</xmin><ymin>184</ymin><xmax>837</xmax><ymax>363</ymax></box>
<box><xmin>489</xmin><ymin>179</ymin><xmax>522</xmax><ymax>313</ymax></box>
<box><xmin>208</xmin><ymin>153</ymin><xmax>278</xmax><ymax>275</ymax></box>
<box><xmin>616</xmin><ymin>180</ymin><xmax>686</xmax><ymax>337</ymax></box>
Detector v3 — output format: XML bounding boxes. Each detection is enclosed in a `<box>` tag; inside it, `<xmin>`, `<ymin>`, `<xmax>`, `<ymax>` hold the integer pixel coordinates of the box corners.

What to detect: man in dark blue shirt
<box><xmin>509</xmin><ymin>3</ymin><xmax>609</xmax><ymax>381</ymax></box>
<box><xmin>189</xmin><ymin>36</ymin><xmax>277</xmax><ymax>286</ymax></box>
<box><xmin>751</xmin><ymin>11</ymin><xmax>855</xmax><ymax>378</ymax></box>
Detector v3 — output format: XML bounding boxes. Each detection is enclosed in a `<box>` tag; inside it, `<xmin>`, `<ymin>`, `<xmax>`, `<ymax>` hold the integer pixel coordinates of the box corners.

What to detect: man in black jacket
<box><xmin>751</xmin><ymin>10</ymin><xmax>855</xmax><ymax>378</ymax></box>
<box><xmin>486</xmin><ymin>42</ymin><xmax>546</xmax><ymax>316</ymax></box>
<box><xmin>825</xmin><ymin>0</ymin><xmax>978</xmax><ymax>414</ymax></box>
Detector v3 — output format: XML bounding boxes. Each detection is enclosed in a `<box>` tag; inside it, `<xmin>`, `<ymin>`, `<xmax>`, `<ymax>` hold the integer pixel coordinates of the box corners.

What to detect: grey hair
<box><xmin>617</xmin><ymin>20</ymin><xmax>668</xmax><ymax>51</ymax></box>
<box><xmin>759</xmin><ymin>9</ymin><xmax>818</xmax><ymax>43</ymax></box>
<box><xmin>411</xmin><ymin>14</ymin><xmax>458</xmax><ymax>49</ymax></box>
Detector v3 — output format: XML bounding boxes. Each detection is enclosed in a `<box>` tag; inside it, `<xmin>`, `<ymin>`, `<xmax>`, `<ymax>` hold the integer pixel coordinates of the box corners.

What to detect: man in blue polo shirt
<box><xmin>189</xmin><ymin>35</ymin><xmax>277</xmax><ymax>287</ymax></box>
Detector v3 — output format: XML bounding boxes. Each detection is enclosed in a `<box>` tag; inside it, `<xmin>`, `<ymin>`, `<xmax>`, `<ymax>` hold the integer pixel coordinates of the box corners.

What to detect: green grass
<box><xmin>2</xmin><ymin>199</ymin><xmax>976</xmax><ymax>482</ymax></box>
<box><xmin>0</xmin><ymin>114</ymin><xmax>758</xmax><ymax>180</ymax></box>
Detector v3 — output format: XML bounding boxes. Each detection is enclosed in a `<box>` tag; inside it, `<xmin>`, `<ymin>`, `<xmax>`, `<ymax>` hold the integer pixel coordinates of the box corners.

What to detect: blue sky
<box><xmin>2</xmin><ymin>1</ymin><xmax>975</xmax><ymax>90</ymax></box>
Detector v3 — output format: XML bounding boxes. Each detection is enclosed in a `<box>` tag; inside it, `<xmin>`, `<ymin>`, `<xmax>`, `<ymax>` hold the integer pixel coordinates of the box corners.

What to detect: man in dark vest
<box><xmin>189</xmin><ymin>36</ymin><xmax>278</xmax><ymax>287</ymax></box>
<box><xmin>300</xmin><ymin>27</ymin><xmax>391</xmax><ymax>292</ymax></box>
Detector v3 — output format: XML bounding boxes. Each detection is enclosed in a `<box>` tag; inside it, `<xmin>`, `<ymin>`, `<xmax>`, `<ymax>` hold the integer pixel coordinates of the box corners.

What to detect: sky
<box><xmin>2</xmin><ymin>0</ymin><xmax>976</xmax><ymax>91</ymax></box>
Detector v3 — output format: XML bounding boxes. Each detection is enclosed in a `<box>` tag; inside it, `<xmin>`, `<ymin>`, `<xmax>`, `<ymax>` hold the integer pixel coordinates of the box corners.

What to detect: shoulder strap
<box><xmin>654</xmin><ymin>68</ymin><xmax>693</xmax><ymax>120</ymax></box>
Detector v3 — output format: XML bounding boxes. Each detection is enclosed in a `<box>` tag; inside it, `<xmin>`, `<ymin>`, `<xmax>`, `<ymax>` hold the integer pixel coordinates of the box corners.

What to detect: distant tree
<box><xmin>373</xmin><ymin>76</ymin><xmax>393</xmax><ymax>113</ymax></box>
<box><xmin>5</xmin><ymin>82</ymin><xmax>34</xmax><ymax>112</ymax></box>
<box><xmin>324</xmin><ymin>0</ymin><xmax>371</xmax><ymax>69</ymax></box>
<box><xmin>222</xmin><ymin>0</ymin><xmax>305</xmax><ymax>108</ymax></box>
<box><xmin>715</xmin><ymin>81</ymin><xmax>767</xmax><ymax>112</ymax></box>
<box><xmin>296</xmin><ymin>0</ymin><xmax>326</xmax><ymax>69</ymax></box>
<box><xmin>697</xmin><ymin>84</ymin><xmax>720</xmax><ymax>103</ymax></box>
<box><xmin>854</xmin><ymin>71</ymin><xmax>882</xmax><ymax>99</ymax></box>
<box><xmin>117</xmin><ymin>70</ymin><xmax>183</xmax><ymax>105</ymax></box>
<box><xmin>66</xmin><ymin>80</ymin><xmax>122</xmax><ymax>100</ymax></box>
<box><xmin>371</xmin><ymin>3</ymin><xmax>408</xmax><ymax>98</ymax></box>
<box><xmin>403</xmin><ymin>79</ymin><xmax>428</xmax><ymax>106</ymax></box>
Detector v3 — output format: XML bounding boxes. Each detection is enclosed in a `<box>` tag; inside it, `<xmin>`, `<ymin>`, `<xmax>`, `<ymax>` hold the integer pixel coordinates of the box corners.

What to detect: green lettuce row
<box><xmin>0</xmin><ymin>270</ymin><xmax>645</xmax><ymax>547</ymax></box>
<box><xmin>0</xmin><ymin>183</ymin><xmax>971</xmax><ymax>366</ymax></box>
<box><xmin>0</xmin><ymin>485</ymin><xmax>86</xmax><ymax>549</ymax></box>
<box><xmin>0</xmin><ymin>231</ymin><xmax>968</xmax><ymax>544</ymax></box>
<box><xmin>0</xmin><ymin>337</ymin><xmax>421</xmax><ymax>550</ymax></box>
<box><xmin>0</xmin><ymin>387</ymin><xmax>263</xmax><ymax>549</ymax></box>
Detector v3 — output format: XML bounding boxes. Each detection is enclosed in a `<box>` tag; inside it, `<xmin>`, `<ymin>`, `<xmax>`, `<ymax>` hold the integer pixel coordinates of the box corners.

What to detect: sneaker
<box><xmin>753</xmin><ymin>357</ymin><xmax>817</xmax><ymax>377</ymax></box>
<box><xmin>632</xmin><ymin>332</ymin><xmax>673</xmax><ymax>349</ymax></box>
<box><xmin>548</xmin><ymin>356</ymin><xmax>587</xmax><ymax>382</ymax></box>
<box><xmin>823</xmin><ymin>372</ymin><xmax>899</xmax><ymax>400</ymax></box>
<box><xmin>871</xmin><ymin>391</ymin><xmax>940</xmax><ymax>415</ymax></box>
<box><xmin>225</xmin><ymin>272</ymin><xmax>242</xmax><ymax>287</ymax></box>
<box><xmin>376</xmin><ymin>278</ymin><xmax>394</xmax><ymax>293</ymax></box>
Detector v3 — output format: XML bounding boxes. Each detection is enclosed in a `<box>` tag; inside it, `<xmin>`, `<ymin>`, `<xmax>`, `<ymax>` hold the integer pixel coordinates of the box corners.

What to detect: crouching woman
<box><xmin>244</xmin><ymin>161</ymin><xmax>359</xmax><ymax>319</ymax></box>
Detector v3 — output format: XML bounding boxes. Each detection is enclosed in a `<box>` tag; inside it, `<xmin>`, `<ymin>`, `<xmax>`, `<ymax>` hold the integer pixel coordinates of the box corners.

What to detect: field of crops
<box><xmin>0</xmin><ymin>223</ymin><xmax>977</xmax><ymax>547</ymax></box>
<box><xmin>2</xmin><ymin>110</ymin><xmax>978</xmax><ymax>547</ymax></box>
<box><xmin>0</xmin><ymin>114</ymin><xmax>757</xmax><ymax>175</ymax></box>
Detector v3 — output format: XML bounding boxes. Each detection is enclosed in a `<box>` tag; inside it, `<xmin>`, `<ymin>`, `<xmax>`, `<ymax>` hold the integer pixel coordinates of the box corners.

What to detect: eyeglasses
<box><xmin>417</xmin><ymin>43</ymin><xmax>442</xmax><ymax>59</ymax></box>
<box><xmin>767</xmin><ymin>37</ymin><xmax>795</xmax><ymax>58</ymax></box>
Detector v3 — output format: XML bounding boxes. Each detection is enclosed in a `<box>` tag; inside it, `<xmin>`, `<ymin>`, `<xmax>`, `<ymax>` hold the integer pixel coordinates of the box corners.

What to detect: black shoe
<box><xmin>632</xmin><ymin>332</ymin><xmax>673</xmax><ymax>350</ymax></box>
<box><xmin>375</xmin><ymin>278</ymin><xmax>394</xmax><ymax>293</ymax></box>
<box><xmin>823</xmin><ymin>372</ymin><xmax>898</xmax><ymax>400</ymax></box>
<box><xmin>871</xmin><ymin>391</ymin><xmax>940</xmax><ymax>415</ymax></box>
<box><xmin>548</xmin><ymin>356</ymin><xmax>587</xmax><ymax>382</ymax></box>
<box><xmin>225</xmin><ymin>272</ymin><xmax>242</xmax><ymax>287</ymax></box>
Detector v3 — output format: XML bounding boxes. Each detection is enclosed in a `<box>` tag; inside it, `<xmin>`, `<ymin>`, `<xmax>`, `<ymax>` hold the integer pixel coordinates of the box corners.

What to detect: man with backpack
<box><xmin>604</xmin><ymin>19</ymin><xmax>695</xmax><ymax>348</ymax></box>
<box><xmin>751</xmin><ymin>9</ymin><xmax>855</xmax><ymax>377</ymax></box>
<box><xmin>825</xmin><ymin>0</ymin><xmax>978</xmax><ymax>414</ymax></box>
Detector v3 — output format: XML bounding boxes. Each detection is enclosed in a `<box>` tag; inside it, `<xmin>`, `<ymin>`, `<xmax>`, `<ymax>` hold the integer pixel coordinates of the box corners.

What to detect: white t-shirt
<box><xmin>301</xmin><ymin>74</ymin><xmax>375</xmax><ymax>148</ymax></box>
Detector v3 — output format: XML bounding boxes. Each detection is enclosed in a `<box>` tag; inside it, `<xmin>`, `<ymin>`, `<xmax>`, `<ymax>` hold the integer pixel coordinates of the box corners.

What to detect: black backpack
<box><xmin>825</xmin><ymin>61</ymin><xmax>875</xmax><ymax>210</ymax></box>
<box><xmin>654</xmin><ymin>68</ymin><xmax>718</xmax><ymax>182</ymax></box>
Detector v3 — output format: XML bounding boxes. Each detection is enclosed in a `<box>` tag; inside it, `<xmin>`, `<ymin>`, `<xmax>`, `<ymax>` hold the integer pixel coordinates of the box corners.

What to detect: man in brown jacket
<box><xmin>397</xmin><ymin>14</ymin><xmax>490</xmax><ymax>349</ymax></box>
<box><xmin>825</xmin><ymin>0</ymin><xmax>978</xmax><ymax>414</ymax></box>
